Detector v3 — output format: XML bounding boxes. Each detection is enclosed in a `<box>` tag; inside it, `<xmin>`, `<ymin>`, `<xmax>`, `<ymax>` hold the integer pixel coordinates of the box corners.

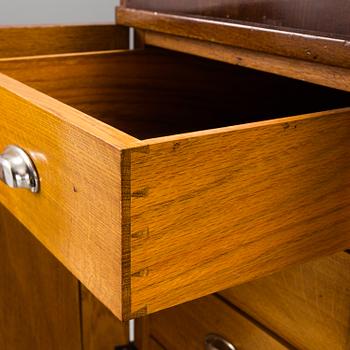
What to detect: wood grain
<box><xmin>81</xmin><ymin>284</ymin><xmax>129</xmax><ymax>350</ymax></box>
<box><xmin>220</xmin><ymin>252</ymin><xmax>350</xmax><ymax>350</ymax></box>
<box><xmin>121</xmin><ymin>0</ymin><xmax>350</xmax><ymax>37</ymax></box>
<box><xmin>127</xmin><ymin>108</ymin><xmax>350</xmax><ymax>316</ymax></box>
<box><xmin>0</xmin><ymin>50</ymin><xmax>348</xmax><ymax>139</ymax></box>
<box><xmin>0</xmin><ymin>204</ymin><xmax>81</xmax><ymax>350</ymax></box>
<box><xmin>144</xmin><ymin>30</ymin><xmax>350</xmax><ymax>93</ymax></box>
<box><xmin>1</xmin><ymin>46</ymin><xmax>349</xmax><ymax>320</ymax></box>
<box><xmin>0</xmin><ymin>24</ymin><xmax>129</xmax><ymax>58</ymax></box>
<box><xmin>149</xmin><ymin>295</ymin><xmax>290</xmax><ymax>350</ymax></box>
<box><xmin>0</xmin><ymin>72</ymin><xmax>137</xmax><ymax>319</ymax></box>
<box><xmin>116</xmin><ymin>7</ymin><xmax>350</xmax><ymax>69</ymax></box>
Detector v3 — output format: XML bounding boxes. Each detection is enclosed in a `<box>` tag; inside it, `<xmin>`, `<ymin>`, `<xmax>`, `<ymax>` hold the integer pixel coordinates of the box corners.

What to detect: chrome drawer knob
<box><xmin>0</xmin><ymin>145</ymin><xmax>39</xmax><ymax>193</ymax></box>
<box><xmin>205</xmin><ymin>334</ymin><xmax>236</xmax><ymax>350</ymax></box>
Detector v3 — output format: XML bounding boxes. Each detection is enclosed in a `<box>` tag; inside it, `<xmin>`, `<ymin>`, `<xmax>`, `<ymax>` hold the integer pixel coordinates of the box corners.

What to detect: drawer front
<box><xmin>0</xmin><ymin>39</ymin><xmax>349</xmax><ymax>320</ymax></box>
<box><xmin>148</xmin><ymin>295</ymin><xmax>289</xmax><ymax>350</ymax></box>
<box><xmin>220</xmin><ymin>252</ymin><xmax>350</xmax><ymax>350</ymax></box>
<box><xmin>0</xmin><ymin>72</ymin><xmax>136</xmax><ymax>320</ymax></box>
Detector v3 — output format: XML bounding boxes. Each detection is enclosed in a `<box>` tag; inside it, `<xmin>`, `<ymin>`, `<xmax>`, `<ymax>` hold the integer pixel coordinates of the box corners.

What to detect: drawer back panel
<box><xmin>0</xmin><ymin>25</ymin><xmax>129</xmax><ymax>58</ymax></box>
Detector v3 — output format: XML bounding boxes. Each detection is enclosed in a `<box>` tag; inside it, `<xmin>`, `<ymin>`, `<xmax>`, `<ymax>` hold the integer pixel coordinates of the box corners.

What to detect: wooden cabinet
<box><xmin>0</xmin><ymin>2</ymin><xmax>349</xmax><ymax>348</ymax></box>
<box><xmin>143</xmin><ymin>295</ymin><xmax>289</xmax><ymax>350</ymax></box>
<box><xmin>139</xmin><ymin>252</ymin><xmax>350</xmax><ymax>350</ymax></box>
<box><xmin>0</xmin><ymin>23</ymin><xmax>349</xmax><ymax>320</ymax></box>
<box><xmin>220</xmin><ymin>252</ymin><xmax>350</xmax><ymax>350</ymax></box>
<box><xmin>0</xmin><ymin>204</ymin><xmax>128</xmax><ymax>349</ymax></box>
<box><xmin>1</xmin><ymin>209</ymin><xmax>347</xmax><ymax>350</ymax></box>
<box><xmin>0</xmin><ymin>205</ymin><xmax>81</xmax><ymax>349</ymax></box>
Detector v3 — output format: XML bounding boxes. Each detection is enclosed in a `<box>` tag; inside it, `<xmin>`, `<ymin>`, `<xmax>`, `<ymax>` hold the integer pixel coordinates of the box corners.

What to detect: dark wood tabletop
<box><xmin>117</xmin><ymin>0</ymin><xmax>350</xmax><ymax>70</ymax></box>
<box><xmin>120</xmin><ymin>0</ymin><xmax>350</xmax><ymax>39</ymax></box>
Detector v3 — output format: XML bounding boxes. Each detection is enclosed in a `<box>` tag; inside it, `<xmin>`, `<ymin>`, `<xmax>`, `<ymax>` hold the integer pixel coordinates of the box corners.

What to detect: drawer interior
<box><xmin>0</xmin><ymin>48</ymin><xmax>348</xmax><ymax>139</ymax></box>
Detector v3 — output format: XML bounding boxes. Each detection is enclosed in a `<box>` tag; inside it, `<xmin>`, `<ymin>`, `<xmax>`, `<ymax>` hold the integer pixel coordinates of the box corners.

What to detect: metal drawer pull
<box><xmin>0</xmin><ymin>145</ymin><xmax>39</xmax><ymax>193</ymax></box>
<box><xmin>205</xmin><ymin>334</ymin><xmax>236</xmax><ymax>350</ymax></box>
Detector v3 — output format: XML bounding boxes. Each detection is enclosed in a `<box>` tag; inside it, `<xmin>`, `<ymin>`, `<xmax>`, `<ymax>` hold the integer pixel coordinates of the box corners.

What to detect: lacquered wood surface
<box><xmin>143</xmin><ymin>31</ymin><xmax>350</xmax><ymax>92</ymax></box>
<box><xmin>127</xmin><ymin>108</ymin><xmax>350</xmax><ymax>316</ymax></box>
<box><xmin>0</xmin><ymin>24</ymin><xmax>129</xmax><ymax>58</ymax></box>
<box><xmin>220</xmin><ymin>252</ymin><xmax>350</xmax><ymax>350</ymax></box>
<box><xmin>0</xmin><ymin>205</ymin><xmax>81</xmax><ymax>350</ymax></box>
<box><xmin>121</xmin><ymin>0</ymin><xmax>350</xmax><ymax>38</ymax></box>
<box><xmin>116</xmin><ymin>5</ymin><xmax>350</xmax><ymax>70</ymax></box>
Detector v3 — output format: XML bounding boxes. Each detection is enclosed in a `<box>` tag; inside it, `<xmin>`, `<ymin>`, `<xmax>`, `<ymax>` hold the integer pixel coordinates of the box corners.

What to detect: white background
<box><xmin>0</xmin><ymin>0</ymin><xmax>120</xmax><ymax>25</ymax></box>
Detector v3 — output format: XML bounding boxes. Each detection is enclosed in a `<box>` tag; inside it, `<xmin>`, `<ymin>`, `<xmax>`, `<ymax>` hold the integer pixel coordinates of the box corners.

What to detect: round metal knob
<box><xmin>0</xmin><ymin>145</ymin><xmax>39</xmax><ymax>193</ymax></box>
<box><xmin>205</xmin><ymin>334</ymin><xmax>236</xmax><ymax>350</ymax></box>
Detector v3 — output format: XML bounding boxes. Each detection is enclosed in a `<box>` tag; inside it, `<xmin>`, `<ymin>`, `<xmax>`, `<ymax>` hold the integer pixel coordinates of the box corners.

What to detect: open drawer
<box><xmin>0</xmin><ymin>29</ymin><xmax>349</xmax><ymax>320</ymax></box>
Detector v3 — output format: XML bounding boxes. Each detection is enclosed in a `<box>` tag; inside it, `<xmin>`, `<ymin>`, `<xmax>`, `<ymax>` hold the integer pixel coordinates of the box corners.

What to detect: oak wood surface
<box><xmin>148</xmin><ymin>295</ymin><xmax>290</xmax><ymax>350</ymax></box>
<box><xmin>143</xmin><ymin>31</ymin><xmax>350</xmax><ymax>93</ymax></box>
<box><xmin>127</xmin><ymin>108</ymin><xmax>350</xmax><ymax>316</ymax></box>
<box><xmin>0</xmin><ymin>72</ymin><xmax>137</xmax><ymax>319</ymax></box>
<box><xmin>220</xmin><ymin>252</ymin><xmax>350</xmax><ymax>350</ymax></box>
<box><xmin>0</xmin><ymin>204</ymin><xmax>81</xmax><ymax>350</ymax></box>
<box><xmin>121</xmin><ymin>0</ymin><xmax>350</xmax><ymax>38</ymax></box>
<box><xmin>0</xmin><ymin>50</ymin><xmax>348</xmax><ymax>139</ymax></box>
<box><xmin>0</xmin><ymin>46</ymin><xmax>349</xmax><ymax>320</ymax></box>
<box><xmin>0</xmin><ymin>24</ymin><xmax>129</xmax><ymax>58</ymax></box>
<box><xmin>116</xmin><ymin>7</ymin><xmax>350</xmax><ymax>70</ymax></box>
<box><xmin>81</xmin><ymin>285</ymin><xmax>129</xmax><ymax>350</ymax></box>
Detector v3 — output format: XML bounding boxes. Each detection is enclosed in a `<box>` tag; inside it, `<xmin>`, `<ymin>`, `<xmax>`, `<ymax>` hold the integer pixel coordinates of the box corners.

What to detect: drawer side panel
<box><xmin>129</xmin><ymin>109</ymin><xmax>350</xmax><ymax>315</ymax></box>
<box><xmin>0</xmin><ymin>25</ymin><xmax>129</xmax><ymax>58</ymax></box>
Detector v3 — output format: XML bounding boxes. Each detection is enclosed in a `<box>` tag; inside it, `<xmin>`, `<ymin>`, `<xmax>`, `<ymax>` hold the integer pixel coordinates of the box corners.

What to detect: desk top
<box><xmin>117</xmin><ymin>0</ymin><xmax>350</xmax><ymax>69</ymax></box>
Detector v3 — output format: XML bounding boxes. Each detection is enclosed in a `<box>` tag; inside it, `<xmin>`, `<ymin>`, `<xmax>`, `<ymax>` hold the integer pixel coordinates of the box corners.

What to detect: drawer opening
<box><xmin>1</xmin><ymin>48</ymin><xmax>349</xmax><ymax>139</ymax></box>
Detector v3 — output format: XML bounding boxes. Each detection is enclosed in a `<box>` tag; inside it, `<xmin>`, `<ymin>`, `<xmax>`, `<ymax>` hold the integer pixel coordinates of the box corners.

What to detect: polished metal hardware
<box><xmin>205</xmin><ymin>334</ymin><xmax>236</xmax><ymax>350</ymax></box>
<box><xmin>0</xmin><ymin>145</ymin><xmax>39</xmax><ymax>193</ymax></box>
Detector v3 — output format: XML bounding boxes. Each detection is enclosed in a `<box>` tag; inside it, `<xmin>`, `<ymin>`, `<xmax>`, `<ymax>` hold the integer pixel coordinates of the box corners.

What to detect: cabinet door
<box><xmin>0</xmin><ymin>204</ymin><xmax>81</xmax><ymax>350</ymax></box>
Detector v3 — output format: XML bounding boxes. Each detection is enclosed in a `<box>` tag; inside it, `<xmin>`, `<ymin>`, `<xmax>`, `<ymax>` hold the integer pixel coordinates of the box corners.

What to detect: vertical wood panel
<box><xmin>81</xmin><ymin>285</ymin><xmax>129</xmax><ymax>350</ymax></box>
<box><xmin>135</xmin><ymin>317</ymin><xmax>150</xmax><ymax>350</ymax></box>
<box><xmin>0</xmin><ymin>204</ymin><xmax>81</xmax><ymax>350</ymax></box>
